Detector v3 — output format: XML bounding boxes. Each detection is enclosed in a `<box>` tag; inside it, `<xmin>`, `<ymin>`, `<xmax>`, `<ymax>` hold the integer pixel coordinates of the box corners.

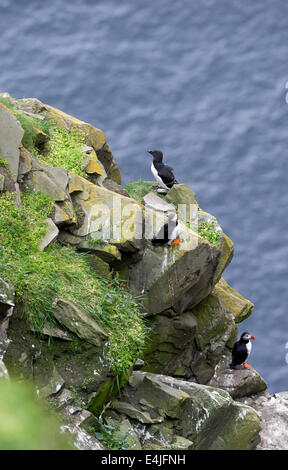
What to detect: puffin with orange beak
<box><xmin>152</xmin><ymin>212</ymin><xmax>181</xmax><ymax>246</ymax></box>
<box><xmin>230</xmin><ymin>332</ymin><xmax>255</xmax><ymax>369</ymax></box>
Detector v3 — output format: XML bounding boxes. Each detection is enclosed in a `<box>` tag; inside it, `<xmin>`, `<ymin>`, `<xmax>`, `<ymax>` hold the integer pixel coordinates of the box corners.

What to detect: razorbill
<box><xmin>148</xmin><ymin>150</ymin><xmax>178</xmax><ymax>193</ymax></box>
<box><xmin>152</xmin><ymin>212</ymin><xmax>180</xmax><ymax>246</ymax></box>
<box><xmin>230</xmin><ymin>332</ymin><xmax>255</xmax><ymax>369</ymax></box>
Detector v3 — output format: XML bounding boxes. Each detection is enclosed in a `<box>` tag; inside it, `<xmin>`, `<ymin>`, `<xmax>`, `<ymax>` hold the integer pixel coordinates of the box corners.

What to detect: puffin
<box><xmin>152</xmin><ymin>212</ymin><xmax>181</xmax><ymax>246</ymax></box>
<box><xmin>147</xmin><ymin>150</ymin><xmax>178</xmax><ymax>193</ymax></box>
<box><xmin>230</xmin><ymin>332</ymin><xmax>255</xmax><ymax>369</ymax></box>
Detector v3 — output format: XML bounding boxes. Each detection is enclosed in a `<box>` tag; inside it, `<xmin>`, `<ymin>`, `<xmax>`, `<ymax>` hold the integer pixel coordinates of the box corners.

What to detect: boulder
<box><xmin>52</xmin><ymin>200</ymin><xmax>77</xmax><ymax>226</ymax></box>
<box><xmin>109</xmin><ymin>372</ymin><xmax>261</xmax><ymax>450</ymax></box>
<box><xmin>129</xmin><ymin>224</ymin><xmax>222</xmax><ymax>315</ymax></box>
<box><xmin>207</xmin><ymin>353</ymin><xmax>267</xmax><ymax>399</ymax></box>
<box><xmin>37</xmin><ymin>365</ymin><xmax>65</xmax><ymax>399</ymax></box>
<box><xmin>104</xmin><ymin>415</ymin><xmax>142</xmax><ymax>450</ymax></box>
<box><xmin>68</xmin><ymin>180</ymin><xmax>144</xmax><ymax>252</ymax></box>
<box><xmin>0</xmin><ymin>103</ymin><xmax>24</xmax><ymax>181</ymax></box>
<box><xmin>82</xmin><ymin>148</ymin><xmax>107</xmax><ymax>185</ymax></box>
<box><xmin>45</xmin><ymin>166</ymin><xmax>69</xmax><ymax>193</ymax></box>
<box><xmin>22</xmin><ymin>169</ymin><xmax>67</xmax><ymax>202</ymax></box>
<box><xmin>38</xmin><ymin>218</ymin><xmax>59</xmax><ymax>250</ymax></box>
<box><xmin>143</xmin><ymin>192</ymin><xmax>175</xmax><ymax>213</ymax></box>
<box><xmin>189</xmin><ymin>292</ymin><xmax>237</xmax><ymax>383</ymax></box>
<box><xmin>213</xmin><ymin>277</ymin><xmax>254</xmax><ymax>323</ymax></box>
<box><xmin>52</xmin><ymin>299</ymin><xmax>107</xmax><ymax>348</ymax></box>
<box><xmin>58</xmin><ymin>231</ymin><xmax>121</xmax><ymax>263</ymax></box>
<box><xmin>14</xmin><ymin>96</ymin><xmax>121</xmax><ymax>184</ymax></box>
<box><xmin>18</xmin><ymin>148</ymin><xmax>32</xmax><ymax>180</ymax></box>
<box><xmin>142</xmin><ymin>312</ymin><xmax>197</xmax><ymax>375</ymax></box>
<box><xmin>165</xmin><ymin>184</ymin><xmax>196</xmax><ymax>224</ymax></box>
<box><xmin>44</xmin><ymin>103</ymin><xmax>121</xmax><ymax>184</ymax></box>
<box><xmin>110</xmin><ymin>401</ymin><xmax>164</xmax><ymax>424</ymax></box>
<box><xmin>214</xmin><ymin>233</ymin><xmax>234</xmax><ymax>283</ymax></box>
<box><xmin>239</xmin><ymin>391</ymin><xmax>288</xmax><ymax>450</ymax></box>
<box><xmin>102</xmin><ymin>178</ymin><xmax>130</xmax><ymax>197</ymax></box>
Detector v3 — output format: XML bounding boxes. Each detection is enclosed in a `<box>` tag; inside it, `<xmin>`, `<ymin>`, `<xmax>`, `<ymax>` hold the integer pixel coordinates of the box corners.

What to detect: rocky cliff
<box><xmin>0</xmin><ymin>92</ymin><xmax>285</xmax><ymax>450</ymax></box>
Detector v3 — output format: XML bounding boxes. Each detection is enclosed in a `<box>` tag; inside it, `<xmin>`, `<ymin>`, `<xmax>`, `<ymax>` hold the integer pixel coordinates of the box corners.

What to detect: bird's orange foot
<box><xmin>243</xmin><ymin>363</ymin><xmax>251</xmax><ymax>369</ymax></box>
<box><xmin>171</xmin><ymin>238</ymin><xmax>181</xmax><ymax>246</ymax></box>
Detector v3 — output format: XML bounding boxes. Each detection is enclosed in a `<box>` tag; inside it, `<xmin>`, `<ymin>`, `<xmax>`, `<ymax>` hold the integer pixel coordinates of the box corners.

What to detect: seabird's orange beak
<box><xmin>250</xmin><ymin>335</ymin><xmax>255</xmax><ymax>340</ymax></box>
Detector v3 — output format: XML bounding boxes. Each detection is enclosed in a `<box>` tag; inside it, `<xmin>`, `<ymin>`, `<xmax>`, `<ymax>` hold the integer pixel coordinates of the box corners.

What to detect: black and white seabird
<box><xmin>148</xmin><ymin>150</ymin><xmax>178</xmax><ymax>193</ymax></box>
<box><xmin>152</xmin><ymin>212</ymin><xmax>180</xmax><ymax>246</ymax></box>
<box><xmin>230</xmin><ymin>332</ymin><xmax>255</xmax><ymax>369</ymax></box>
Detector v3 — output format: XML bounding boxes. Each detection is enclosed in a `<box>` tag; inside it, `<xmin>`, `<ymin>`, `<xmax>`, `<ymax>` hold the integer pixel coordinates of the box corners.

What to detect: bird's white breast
<box><xmin>246</xmin><ymin>340</ymin><xmax>252</xmax><ymax>357</ymax></box>
<box><xmin>151</xmin><ymin>163</ymin><xmax>169</xmax><ymax>190</ymax></box>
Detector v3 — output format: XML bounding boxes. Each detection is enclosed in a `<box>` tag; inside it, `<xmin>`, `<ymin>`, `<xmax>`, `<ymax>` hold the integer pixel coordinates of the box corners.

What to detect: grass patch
<box><xmin>125</xmin><ymin>180</ymin><xmax>167</xmax><ymax>203</ymax></box>
<box><xmin>0</xmin><ymin>156</ymin><xmax>9</xmax><ymax>167</ymax></box>
<box><xmin>39</xmin><ymin>127</ymin><xmax>87</xmax><ymax>176</ymax></box>
<box><xmin>194</xmin><ymin>221</ymin><xmax>221</xmax><ymax>246</ymax></box>
<box><xmin>0</xmin><ymin>190</ymin><xmax>146</xmax><ymax>375</ymax></box>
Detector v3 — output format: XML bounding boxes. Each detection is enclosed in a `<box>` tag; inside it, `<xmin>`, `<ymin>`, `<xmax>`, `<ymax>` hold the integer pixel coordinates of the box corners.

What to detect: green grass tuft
<box><xmin>125</xmin><ymin>180</ymin><xmax>167</xmax><ymax>203</ymax></box>
<box><xmin>0</xmin><ymin>156</ymin><xmax>9</xmax><ymax>167</ymax></box>
<box><xmin>196</xmin><ymin>222</ymin><xmax>221</xmax><ymax>246</ymax></box>
<box><xmin>39</xmin><ymin>127</ymin><xmax>87</xmax><ymax>176</ymax></box>
<box><xmin>0</xmin><ymin>190</ymin><xmax>146</xmax><ymax>375</ymax></box>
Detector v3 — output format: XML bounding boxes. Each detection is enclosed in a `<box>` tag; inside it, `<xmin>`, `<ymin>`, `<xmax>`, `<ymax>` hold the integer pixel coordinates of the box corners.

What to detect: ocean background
<box><xmin>1</xmin><ymin>0</ymin><xmax>288</xmax><ymax>393</ymax></box>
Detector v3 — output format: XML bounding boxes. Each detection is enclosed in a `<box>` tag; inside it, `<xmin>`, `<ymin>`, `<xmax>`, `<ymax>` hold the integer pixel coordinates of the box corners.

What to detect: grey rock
<box><xmin>129</xmin><ymin>224</ymin><xmax>222</xmax><ymax>315</ymax></box>
<box><xmin>115</xmin><ymin>372</ymin><xmax>261</xmax><ymax>450</ymax></box>
<box><xmin>142</xmin><ymin>312</ymin><xmax>197</xmax><ymax>376</ymax></box>
<box><xmin>102</xmin><ymin>178</ymin><xmax>129</xmax><ymax>197</ymax></box>
<box><xmin>111</xmin><ymin>400</ymin><xmax>164</xmax><ymax>424</ymax></box>
<box><xmin>53</xmin><ymin>298</ymin><xmax>108</xmax><ymax>348</ymax></box>
<box><xmin>239</xmin><ymin>391</ymin><xmax>288</xmax><ymax>450</ymax></box>
<box><xmin>37</xmin><ymin>366</ymin><xmax>65</xmax><ymax>399</ymax></box>
<box><xmin>45</xmin><ymin>167</ymin><xmax>69</xmax><ymax>192</ymax></box>
<box><xmin>143</xmin><ymin>192</ymin><xmax>175</xmax><ymax>213</ymax></box>
<box><xmin>207</xmin><ymin>353</ymin><xmax>267</xmax><ymax>398</ymax></box>
<box><xmin>39</xmin><ymin>218</ymin><xmax>59</xmax><ymax>250</ymax></box>
<box><xmin>23</xmin><ymin>170</ymin><xmax>67</xmax><ymax>201</ymax></box>
<box><xmin>0</xmin><ymin>104</ymin><xmax>24</xmax><ymax>181</ymax></box>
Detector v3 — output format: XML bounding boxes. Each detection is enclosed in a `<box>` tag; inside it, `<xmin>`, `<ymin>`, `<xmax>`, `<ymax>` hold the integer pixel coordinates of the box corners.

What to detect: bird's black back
<box><xmin>230</xmin><ymin>340</ymin><xmax>248</xmax><ymax>368</ymax></box>
<box><xmin>153</xmin><ymin>161</ymin><xmax>178</xmax><ymax>188</ymax></box>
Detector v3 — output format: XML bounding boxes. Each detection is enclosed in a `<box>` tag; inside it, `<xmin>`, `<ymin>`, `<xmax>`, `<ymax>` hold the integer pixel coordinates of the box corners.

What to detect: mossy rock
<box><xmin>213</xmin><ymin>277</ymin><xmax>254</xmax><ymax>323</ymax></box>
<box><xmin>142</xmin><ymin>312</ymin><xmax>197</xmax><ymax>375</ymax></box>
<box><xmin>214</xmin><ymin>233</ymin><xmax>234</xmax><ymax>283</ymax></box>
<box><xmin>113</xmin><ymin>372</ymin><xmax>261</xmax><ymax>450</ymax></box>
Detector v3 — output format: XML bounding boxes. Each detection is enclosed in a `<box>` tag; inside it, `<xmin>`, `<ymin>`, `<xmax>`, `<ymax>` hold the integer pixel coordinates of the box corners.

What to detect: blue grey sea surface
<box><xmin>1</xmin><ymin>0</ymin><xmax>288</xmax><ymax>393</ymax></box>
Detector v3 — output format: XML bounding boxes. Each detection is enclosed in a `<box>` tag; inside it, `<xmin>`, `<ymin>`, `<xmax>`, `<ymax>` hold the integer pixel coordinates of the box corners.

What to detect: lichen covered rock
<box><xmin>105</xmin><ymin>372</ymin><xmax>261</xmax><ymax>450</ymax></box>
<box><xmin>129</xmin><ymin>224</ymin><xmax>222</xmax><ymax>315</ymax></box>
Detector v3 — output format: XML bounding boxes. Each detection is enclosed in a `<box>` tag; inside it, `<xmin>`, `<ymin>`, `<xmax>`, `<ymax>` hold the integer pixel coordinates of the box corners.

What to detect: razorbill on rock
<box><xmin>148</xmin><ymin>150</ymin><xmax>178</xmax><ymax>193</ymax></box>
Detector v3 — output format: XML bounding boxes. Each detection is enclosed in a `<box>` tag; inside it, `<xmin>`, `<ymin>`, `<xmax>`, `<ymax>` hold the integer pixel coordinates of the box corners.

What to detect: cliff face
<box><xmin>0</xmin><ymin>92</ymin><xmax>279</xmax><ymax>450</ymax></box>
